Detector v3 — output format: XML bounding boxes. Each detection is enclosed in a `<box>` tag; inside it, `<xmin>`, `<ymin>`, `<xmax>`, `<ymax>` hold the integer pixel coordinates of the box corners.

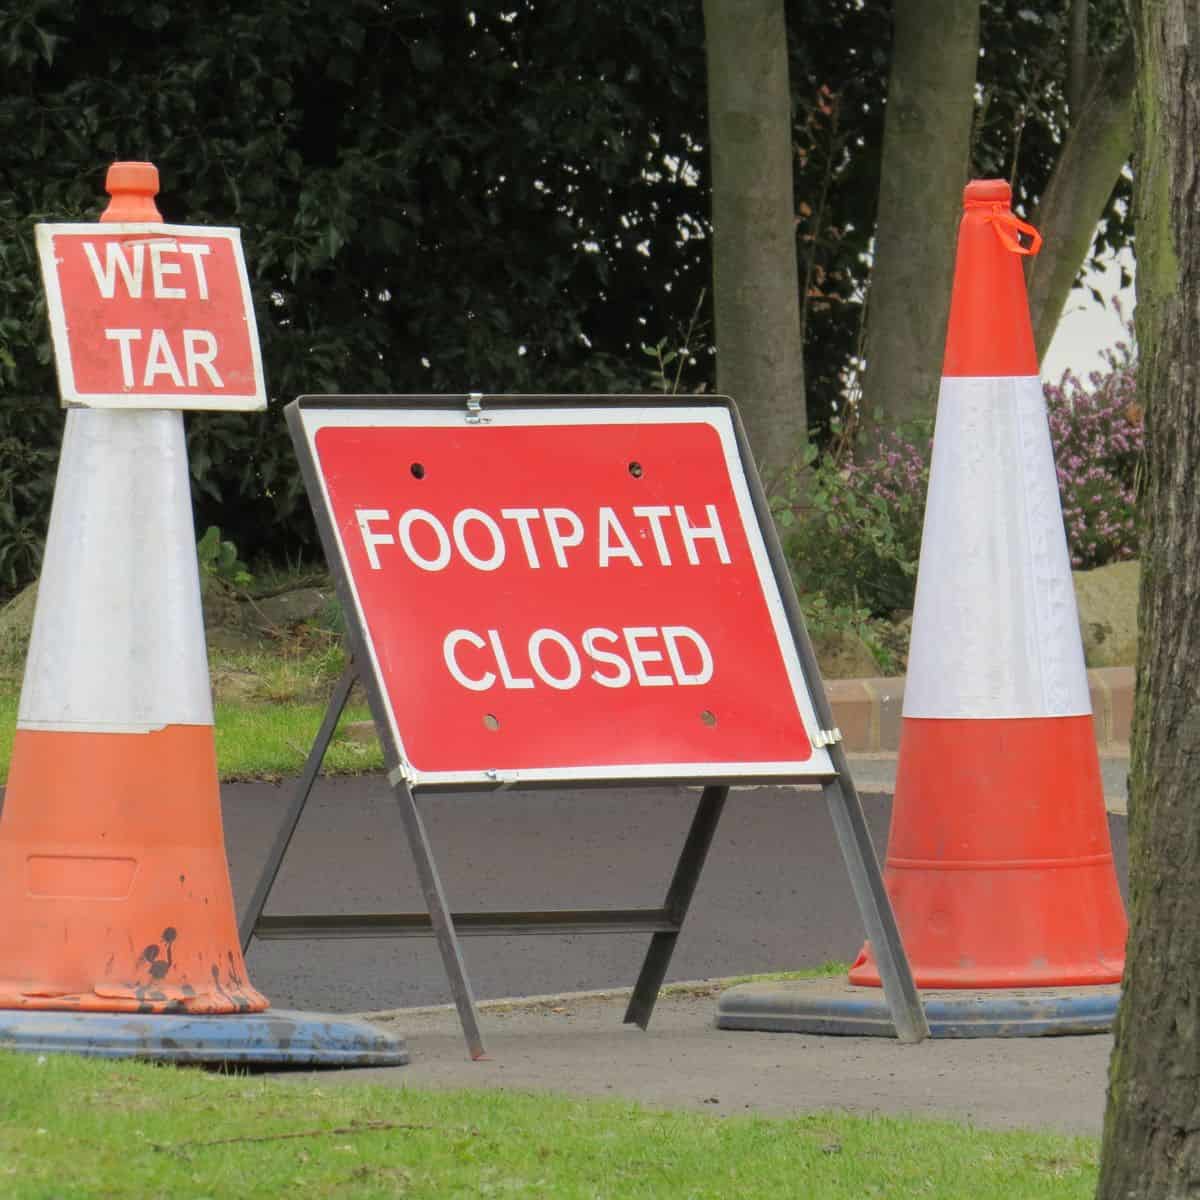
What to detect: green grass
<box><xmin>0</xmin><ymin>623</ymin><xmax>389</xmax><ymax>784</ymax></box>
<box><xmin>0</xmin><ymin>689</ymin><xmax>13</xmax><ymax>784</ymax></box>
<box><xmin>213</xmin><ymin>700</ymin><xmax>383</xmax><ymax>781</ymax></box>
<box><xmin>0</xmin><ymin>1050</ymin><xmax>1098</xmax><ymax>1199</ymax></box>
<box><xmin>0</xmin><ymin>689</ymin><xmax>384</xmax><ymax>786</ymax></box>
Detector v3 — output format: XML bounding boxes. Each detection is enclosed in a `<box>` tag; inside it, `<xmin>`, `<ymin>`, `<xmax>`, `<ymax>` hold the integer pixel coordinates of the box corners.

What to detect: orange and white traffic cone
<box><xmin>717</xmin><ymin>179</ymin><xmax>1126</xmax><ymax>1037</ymax></box>
<box><xmin>0</xmin><ymin>164</ymin><xmax>265</xmax><ymax>1016</ymax></box>
<box><xmin>0</xmin><ymin>163</ymin><xmax>406</xmax><ymax>1064</ymax></box>
<box><xmin>847</xmin><ymin>179</ymin><xmax>1127</xmax><ymax>996</ymax></box>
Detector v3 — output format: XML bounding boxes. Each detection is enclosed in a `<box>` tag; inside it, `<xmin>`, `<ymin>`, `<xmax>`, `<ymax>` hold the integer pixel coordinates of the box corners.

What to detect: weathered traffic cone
<box><xmin>0</xmin><ymin>163</ymin><xmax>406</xmax><ymax>1064</ymax></box>
<box><xmin>0</xmin><ymin>163</ymin><xmax>265</xmax><ymax>1014</ymax></box>
<box><xmin>848</xmin><ymin>179</ymin><xmax>1127</xmax><ymax>994</ymax></box>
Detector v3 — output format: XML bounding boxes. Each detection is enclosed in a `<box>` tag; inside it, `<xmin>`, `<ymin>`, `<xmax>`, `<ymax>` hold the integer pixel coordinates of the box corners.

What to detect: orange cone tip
<box><xmin>850</xmin><ymin>179</ymin><xmax>1127</xmax><ymax>990</ymax></box>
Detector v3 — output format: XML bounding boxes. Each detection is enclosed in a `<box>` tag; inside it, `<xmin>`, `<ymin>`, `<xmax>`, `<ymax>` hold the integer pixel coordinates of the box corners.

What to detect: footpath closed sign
<box><xmin>36</xmin><ymin>223</ymin><xmax>266</xmax><ymax>410</ymax></box>
<box><xmin>289</xmin><ymin>396</ymin><xmax>836</xmax><ymax>789</ymax></box>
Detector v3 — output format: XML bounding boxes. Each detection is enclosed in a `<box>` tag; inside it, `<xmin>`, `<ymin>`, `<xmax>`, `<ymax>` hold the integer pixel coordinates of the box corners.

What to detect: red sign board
<box><xmin>290</xmin><ymin>399</ymin><xmax>834</xmax><ymax>788</ymax></box>
<box><xmin>35</xmin><ymin>222</ymin><xmax>266</xmax><ymax>410</ymax></box>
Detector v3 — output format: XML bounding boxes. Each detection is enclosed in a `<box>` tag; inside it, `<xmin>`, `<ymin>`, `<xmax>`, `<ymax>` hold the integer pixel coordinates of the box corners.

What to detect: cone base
<box><xmin>847</xmin><ymin>958</ymin><xmax>1123</xmax><ymax>990</ymax></box>
<box><xmin>717</xmin><ymin>977</ymin><xmax>1119</xmax><ymax>1039</ymax></box>
<box><xmin>850</xmin><ymin>715</ymin><xmax>1127</xmax><ymax>990</ymax></box>
<box><xmin>0</xmin><ymin>725</ymin><xmax>267</xmax><ymax>1014</ymax></box>
<box><xmin>0</xmin><ymin>1008</ymin><xmax>409</xmax><ymax>1066</ymax></box>
<box><xmin>0</xmin><ymin>986</ymin><xmax>268</xmax><ymax>1016</ymax></box>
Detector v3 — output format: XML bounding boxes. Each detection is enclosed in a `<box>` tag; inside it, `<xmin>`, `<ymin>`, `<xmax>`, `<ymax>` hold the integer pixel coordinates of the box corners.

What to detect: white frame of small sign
<box><xmin>35</xmin><ymin>221</ymin><xmax>267</xmax><ymax>411</ymax></box>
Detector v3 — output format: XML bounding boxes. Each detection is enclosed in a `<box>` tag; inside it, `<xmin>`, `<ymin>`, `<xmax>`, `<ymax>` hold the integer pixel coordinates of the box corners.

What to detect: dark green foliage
<box><xmin>0</xmin><ymin>1</ymin><xmax>1134</xmax><ymax>598</ymax></box>
<box><xmin>0</xmin><ymin>0</ymin><xmax>713</xmax><ymax>585</ymax></box>
<box><xmin>975</xmin><ymin>1</ymin><xmax>1133</xmax><ymax>281</ymax></box>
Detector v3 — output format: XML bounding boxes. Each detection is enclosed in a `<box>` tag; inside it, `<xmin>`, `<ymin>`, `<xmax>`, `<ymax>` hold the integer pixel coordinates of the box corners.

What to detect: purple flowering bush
<box><xmin>783</xmin><ymin>421</ymin><xmax>930</xmax><ymax>621</ymax></box>
<box><xmin>785</xmin><ymin>341</ymin><xmax>1142</xmax><ymax>630</ymax></box>
<box><xmin>1044</xmin><ymin>339</ymin><xmax>1142</xmax><ymax>569</ymax></box>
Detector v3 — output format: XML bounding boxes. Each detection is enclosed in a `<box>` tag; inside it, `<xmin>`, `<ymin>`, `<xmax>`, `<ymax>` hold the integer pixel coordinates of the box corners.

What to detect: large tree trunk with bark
<box><xmin>1097</xmin><ymin>2</ymin><xmax>1200</xmax><ymax>1196</ymax></box>
<box><xmin>702</xmin><ymin>0</ymin><xmax>805</xmax><ymax>491</ymax></box>
<box><xmin>857</xmin><ymin>0</ymin><xmax>979</xmax><ymax>438</ymax></box>
<box><xmin>1026</xmin><ymin>35</ymin><xmax>1136</xmax><ymax>361</ymax></box>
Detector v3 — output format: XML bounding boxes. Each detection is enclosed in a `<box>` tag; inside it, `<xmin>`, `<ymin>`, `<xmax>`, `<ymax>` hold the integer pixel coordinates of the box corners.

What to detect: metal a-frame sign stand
<box><xmin>240</xmin><ymin>394</ymin><xmax>929</xmax><ymax>1058</ymax></box>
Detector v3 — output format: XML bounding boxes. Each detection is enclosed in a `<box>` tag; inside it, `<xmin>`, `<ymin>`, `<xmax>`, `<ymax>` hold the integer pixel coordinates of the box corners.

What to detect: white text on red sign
<box><xmin>85</xmin><ymin>240</ymin><xmax>222</xmax><ymax>389</ymax></box>
<box><xmin>355</xmin><ymin>504</ymin><xmax>731</xmax><ymax>571</ymax></box>
<box><xmin>356</xmin><ymin>503</ymin><xmax>730</xmax><ymax>694</ymax></box>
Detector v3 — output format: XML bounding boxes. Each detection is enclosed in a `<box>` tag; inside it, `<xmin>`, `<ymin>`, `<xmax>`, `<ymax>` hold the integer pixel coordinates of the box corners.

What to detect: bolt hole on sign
<box><xmin>289</xmin><ymin>396</ymin><xmax>836</xmax><ymax>789</ymax></box>
<box><xmin>35</xmin><ymin>223</ymin><xmax>266</xmax><ymax>409</ymax></box>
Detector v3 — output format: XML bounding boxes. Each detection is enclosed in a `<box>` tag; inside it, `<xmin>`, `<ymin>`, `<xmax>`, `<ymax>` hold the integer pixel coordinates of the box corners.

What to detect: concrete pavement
<box><xmin>299</xmin><ymin>985</ymin><xmax>1114</xmax><ymax>1137</ymax></box>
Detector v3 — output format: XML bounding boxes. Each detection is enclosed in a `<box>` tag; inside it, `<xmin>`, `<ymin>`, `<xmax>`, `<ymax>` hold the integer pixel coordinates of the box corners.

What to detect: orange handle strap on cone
<box><xmin>983</xmin><ymin>205</ymin><xmax>1042</xmax><ymax>257</ymax></box>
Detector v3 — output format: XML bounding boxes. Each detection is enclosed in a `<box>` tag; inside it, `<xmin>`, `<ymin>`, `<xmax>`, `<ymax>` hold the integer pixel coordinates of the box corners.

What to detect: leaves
<box><xmin>0</xmin><ymin>0</ymin><xmax>1136</xmax><ymax>597</ymax></box>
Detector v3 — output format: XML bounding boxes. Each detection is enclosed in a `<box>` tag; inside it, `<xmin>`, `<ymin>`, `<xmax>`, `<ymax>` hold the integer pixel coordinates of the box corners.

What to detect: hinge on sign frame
<box><xmin>465</xmin><ymin>393</ymin><xmax>490</xmax><ymax>424</ymax></box>
<box><xmin>388</xmin><ymin>761</ymin><xmax>416</xmax><ymax>789</ymax></box>
<box><xmin>812</xmin><ymin>728</ymin><xmax>843</xmax><ymax>748</ymax></box>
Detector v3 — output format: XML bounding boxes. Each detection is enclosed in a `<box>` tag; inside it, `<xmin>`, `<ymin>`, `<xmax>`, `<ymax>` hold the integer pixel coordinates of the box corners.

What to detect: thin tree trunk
<box><xmin>1097</xmin><ymin>2</ymin><xmax>1200</xmax><ymax>1196</ymax></box>
<box><xmin>1026</xmin><ymin>35</ymin><xmax>1135</xmax><ymax>362</ymax></box>
<box><xmin>857</xmin><ymin>0</ymin><xmax>979</xmax><ymax>441</ymax></box>
<box><xmin>702</xmin><ymin>0</ymin><xmax>805</xmax><ymax>491</ymax></box>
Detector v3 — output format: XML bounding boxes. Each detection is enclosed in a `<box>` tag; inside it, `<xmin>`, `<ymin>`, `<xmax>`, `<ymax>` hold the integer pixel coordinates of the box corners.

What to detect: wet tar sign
<box><xmin>36</xmin><ymin>223</ymin><xmax>266</xmax><ymax>410</ymax></box>
<box><xmin>289</xmin><ymin>397</ymin><xmax>835</xmax><ymax>789</ymax></box>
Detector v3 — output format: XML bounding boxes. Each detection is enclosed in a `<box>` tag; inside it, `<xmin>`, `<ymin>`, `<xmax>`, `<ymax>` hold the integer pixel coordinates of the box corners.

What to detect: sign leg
<box><xmin>239</xmin><ymin>661</ymin><xmax>358</xmax><ymax>952</ymax></box>
<box><xmin>624</xmin><ymin>784</ymin><xmax>729</xmax><ymax>1030</ymax></box>
<box><xmin>821</xmin><ymin>775</ymin><xmax>929</xmax><ymax>1043</ymax></box>
<box><xmin>391</xmin><ymin>781</ymin><xmax>487</xmax><ymax>1059</ymax></box>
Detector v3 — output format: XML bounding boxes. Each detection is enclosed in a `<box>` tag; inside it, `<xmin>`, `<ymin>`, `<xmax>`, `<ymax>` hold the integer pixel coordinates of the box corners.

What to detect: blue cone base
<box><xmin>0</xmin><ymin>1008</ymin><xmax>409</xmax><ymax>1066</ymax></box>
<box><xmin>717</xmin><ymin>978</ymin><xmax>1120</xmax><ymax>1038</ymax></box>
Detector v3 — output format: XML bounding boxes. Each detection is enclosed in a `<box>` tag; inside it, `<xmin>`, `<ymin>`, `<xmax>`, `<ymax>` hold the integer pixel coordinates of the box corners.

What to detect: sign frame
<box><xmin>35</xmin><ymin>221</ymin><xmax>267</xmax><ymax>411</ymax></box>
<box><xmin>239</xmin><ymin>394</ymin><xmax>927</xmax><ymax>1058</ymax></box>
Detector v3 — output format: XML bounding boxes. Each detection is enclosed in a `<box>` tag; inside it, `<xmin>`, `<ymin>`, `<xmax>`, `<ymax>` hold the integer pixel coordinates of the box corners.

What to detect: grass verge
<box><xmin>0</xmin><ymin>692</ymin><xmax>384</xmax><ymax>787</ymax></box>
<box><xmin>0</xmin><ymin>1050</ymin><xmax>1097</xmax><ymax>1199</ymax></box>
<box><xmin>213</xmin><ymin>701</ymin><xmax>383</xmax><ymax>781</ymax></box>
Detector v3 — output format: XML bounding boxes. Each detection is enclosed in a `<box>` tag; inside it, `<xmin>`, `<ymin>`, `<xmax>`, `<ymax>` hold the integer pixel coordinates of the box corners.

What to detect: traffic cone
<box><xmin>715</xmin><ymin>179</ymin><xmax>1127</xmax><ymax>1039</ymax></box>
<box><xmin>0</xmin><ymin>163</ymin><xmax>409</xmax><ymax>1064</ymax></box>
<box><xmin>848</xmin><ymin>178</ymin><xmax>1127</xmax><ymax>991</ymax></box>
<box><xmin>0</xmin><ymin>163</ymin><xmax>267</xmax><ymax>1015</ymax></box>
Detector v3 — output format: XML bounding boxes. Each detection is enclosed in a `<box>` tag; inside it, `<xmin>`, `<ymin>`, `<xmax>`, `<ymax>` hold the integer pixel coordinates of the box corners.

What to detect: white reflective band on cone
<box><xmin>903</xmin><ymin>375</ymin><xmax>1091</xmax><ymax>720</ymax></box>
<box><xmin>18</xmin><ymin>408</ymin><xmax>214</xmax><ymax>733</ymax></box>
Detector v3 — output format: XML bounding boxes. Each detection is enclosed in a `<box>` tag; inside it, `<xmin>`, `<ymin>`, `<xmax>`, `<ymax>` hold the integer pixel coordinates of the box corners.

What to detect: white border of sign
<box><xmin>295</xmin><ymin>402</ymin><xmax>837</xmax><ymax>788</ymax></box>
<box><xmin>35</xmin><ymin>221</ymin><xmax>267</xmax><ymax>411</ymax></box>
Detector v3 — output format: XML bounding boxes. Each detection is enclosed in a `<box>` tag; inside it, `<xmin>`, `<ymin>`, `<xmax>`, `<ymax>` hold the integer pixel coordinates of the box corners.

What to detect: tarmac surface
<box><xmin>223</xmin><ymin>768</ymin><xmax>1129</xmax><ymax>1014</ymax></box>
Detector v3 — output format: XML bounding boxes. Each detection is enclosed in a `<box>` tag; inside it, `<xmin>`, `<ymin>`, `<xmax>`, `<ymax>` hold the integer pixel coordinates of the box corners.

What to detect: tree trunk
<box><xmin>857</xmin><ymin>0</ymin><xmax>979</xmax><ymax>439</ymax></box>
<box><xmin>1097</xmin><ymin>3</ymin><xmax>1200</xmax><ymax>1197</ymax></box>
<box><xmin>1026</xmin><ymin>35</ymin><xmax>1136</xmax><ymax>362</ymax></box>
<box><xmin>702</xmin><ymin>0</ymin><xmax>805</xmax><ymax>491</ymax></box>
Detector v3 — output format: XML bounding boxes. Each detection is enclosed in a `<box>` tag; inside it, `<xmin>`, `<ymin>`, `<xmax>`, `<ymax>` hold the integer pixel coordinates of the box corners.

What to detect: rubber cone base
<box><xmin>0</xmin><ymin>1008</ymin><xmax>409</xmax><ymax>1066</ymax></box>
<box><xmin>716</xmin><ymin>977</ymin><xmax>1118</xmax><ymax>1038</ymax></box>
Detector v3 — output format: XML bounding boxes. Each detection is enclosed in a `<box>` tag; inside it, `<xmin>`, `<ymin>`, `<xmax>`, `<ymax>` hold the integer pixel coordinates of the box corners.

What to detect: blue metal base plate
<box><xmin>717</xmin><ymin>977</ymin><xmax>1120</xmax><ymax>1038</ymax></box>
<box><xmin>0</xmin><ymin>1008</ymin><xmax>409</xmax><ymax>1066</ymax></box>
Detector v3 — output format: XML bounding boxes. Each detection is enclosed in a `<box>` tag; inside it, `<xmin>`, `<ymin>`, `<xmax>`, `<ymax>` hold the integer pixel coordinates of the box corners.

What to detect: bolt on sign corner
<box><xmin>35</xmin><ymin>222</ymin><xmax>266</xmax><ymax>410</ymax></box>
<box><xmin>289</xmin><ymin>397</ymin><xmax>836</xmax><ymax>790</ymax></box>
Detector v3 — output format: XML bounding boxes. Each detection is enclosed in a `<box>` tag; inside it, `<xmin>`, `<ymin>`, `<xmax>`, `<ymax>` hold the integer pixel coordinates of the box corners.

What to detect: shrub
<box><xmin>0</xmin><ymin>433</ymin><xmax>57</xmax><ymax>599</ymax></box>
<box><xmin>781</xmin><ymin>338</ymin><xmax>1143</xmax><ymax>632</ymax></box>
<box><xmin>779</xmin><ymin>422</ymin><xmax>929</xmax><ymax>621</ymax></box>
<box><xmin>1043</xmin><ymin>337</ymin><xmax>1141</xmax><ymax>570</ymax></box>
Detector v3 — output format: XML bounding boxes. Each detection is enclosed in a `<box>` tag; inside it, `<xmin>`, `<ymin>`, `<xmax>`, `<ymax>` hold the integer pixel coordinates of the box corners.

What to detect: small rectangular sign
<box><xmin>290</xmin><ymin>397</ymin><xmax>835</xmax><ymax>789</ymax></box>
<box><xmin>36</xmin><ymin>222</ymin><xmax>266</xmax><ymax>410</ymax></box>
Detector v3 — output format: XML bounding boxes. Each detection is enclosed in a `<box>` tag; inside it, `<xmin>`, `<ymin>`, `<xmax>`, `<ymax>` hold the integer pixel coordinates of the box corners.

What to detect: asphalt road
<box><xmin>219</xmin><ymin>776</ymin><xmax>1129</xmax><ymax>1014</ymax></box>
